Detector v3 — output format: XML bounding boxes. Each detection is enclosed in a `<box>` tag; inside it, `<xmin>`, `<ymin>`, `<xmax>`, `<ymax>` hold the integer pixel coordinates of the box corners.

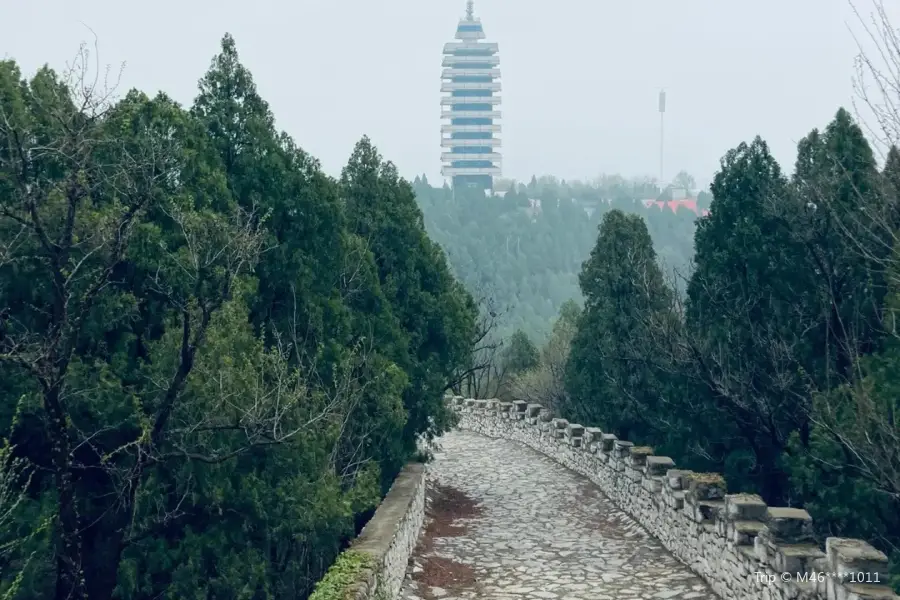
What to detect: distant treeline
<box><xmin>413</xmin><ymin>177</ymin><xmax>705</xmax><ymax>340</ymax></box>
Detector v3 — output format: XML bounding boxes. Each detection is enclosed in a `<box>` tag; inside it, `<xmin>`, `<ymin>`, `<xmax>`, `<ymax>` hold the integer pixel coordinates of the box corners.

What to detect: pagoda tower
<box><xmin>440</xmin><ymin>1</ymin><xmax>502</xmax><ymax>191</ymax></box>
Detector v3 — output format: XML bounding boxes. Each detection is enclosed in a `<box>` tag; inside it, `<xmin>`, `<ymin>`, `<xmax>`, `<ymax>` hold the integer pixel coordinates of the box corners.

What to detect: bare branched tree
<box><xmin>851</xmin><ymin>0</ymin><xmax>900</xmax><ymax>157</ymax></box>
<box><xmin>447</xmin><ymin>285</ymin><xmax>507</xmax><ymax>398</ymax></box>
<box><xmin>508</xmin><ymin>304</ymin><xmax>578</xmax><ymax>412</ymax></box>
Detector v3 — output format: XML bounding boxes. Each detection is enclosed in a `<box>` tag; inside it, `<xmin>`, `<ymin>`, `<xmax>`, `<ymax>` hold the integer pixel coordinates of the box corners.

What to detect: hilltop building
<box><xmin>441</xmin><ymin>1</ymin><xmax>501</xmax><ymax>192</ymax></box>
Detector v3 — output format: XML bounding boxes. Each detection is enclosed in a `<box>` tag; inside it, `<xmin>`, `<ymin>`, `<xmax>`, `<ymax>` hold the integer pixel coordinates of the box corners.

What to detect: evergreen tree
<box><xmin>341</xmin><ymin>137</ymin><xmax>477</xmax><ymax>463</ymax></box>
<box><xmin>503</xmin><ymin>329</ymin><xmax>540</xmax><ymax>375</ymax></box>
<box><xmin>684</xmin><ymin>136</ymin><xmax>807</xmax><ymax>500</ymax></box>
<box><xmin>564</xmin><ymin>210</ymin><xmax>673</xmax><ymax>441</ymax></box>
<box><xmin>783</xmin><ymin>111</ymin><xmax>900</xmax><ymax>583</ymax></box>
<box><xmin>790</xmin><ymin>108</ymin><xmax>891</xmax><ymax>388</ymax></box>
<box><xmin>192</xmin><ymin>34</ymin><xmax>350</xmax><ymax>365</ymax></box>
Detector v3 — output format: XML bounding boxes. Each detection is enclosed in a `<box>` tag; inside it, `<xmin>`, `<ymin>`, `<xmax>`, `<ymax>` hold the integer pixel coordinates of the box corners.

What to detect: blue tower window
<box><xmin>451</xmin><ymin>132</ymin><xmax>492</xmax><ymax>140</ymax></box>
<box><xmin>452</xmin><ymin>75</ymin><xmax>493</xmax><ymax>83</ymax></box>
<box><xmin>451</xmin><ymin>117</ymin><xmax>492</xmax><ymax>125</ymax></box>
<box><xmin>453</xmin><ymin>49</ymin><xmax>495</xmax><ymax>56</ymax></box>
<box><xmin>452</xmin><ymin>103</ymin><xmax>493</xmax><ymax>111</ymax></box>
<box><xmin>452</xmin><ymin>89</ymin><xmax>492</xmax><ymax>97</ymax></box>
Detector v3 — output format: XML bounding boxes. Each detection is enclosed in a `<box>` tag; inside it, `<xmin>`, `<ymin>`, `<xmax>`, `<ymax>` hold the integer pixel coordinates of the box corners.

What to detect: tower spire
<box><xmin>466</xmin><ymin>0</ymin><xmax>474</xmax><ymax>20</ymax></box>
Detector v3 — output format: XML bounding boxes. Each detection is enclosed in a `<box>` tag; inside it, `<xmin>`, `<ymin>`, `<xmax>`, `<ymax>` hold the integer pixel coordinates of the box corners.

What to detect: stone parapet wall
<box><xmin>450</xmin><ymin>396</ymin><xmax>898</xmax><ymax>600</ymax></box>
<box><xmin>310</xmin><ymin>463</ymin><xmax>426</xmax><ymax>600</ymax></box>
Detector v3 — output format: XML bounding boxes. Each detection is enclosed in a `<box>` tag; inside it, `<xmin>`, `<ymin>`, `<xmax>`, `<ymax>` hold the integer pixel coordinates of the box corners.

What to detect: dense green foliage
<box><xmin>4</xmin><ymin>17</ymin><xmax>900</xmax><ymax>600</ymax></box>
<box><xmin>563</xmin><ymin>211</ymin><xmax>673</xmax><ymax>442</ymax></box>
<box><xmin>543</xmin><ymin>109</ymin><xmax>900</xmax><ymax>587</ymax></box>
<box><xmin>0</xmin><ymin>36</ymin><xmax>475</xmax><ymax>599</ymax></box>
<box><xmin>306</xmin><ymin>551</ymin><xmax>374</xmax><ymax>600</ymax></box>
<box><xmin>413</xmin><ymin>177</ymin><xmax>701</xmax><ymax>341</ymax></box>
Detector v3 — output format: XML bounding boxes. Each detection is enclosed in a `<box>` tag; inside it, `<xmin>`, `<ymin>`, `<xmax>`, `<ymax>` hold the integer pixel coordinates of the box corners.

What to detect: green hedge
<box><xmin>308</xmin><ymin>550</ymin><xmax>377</xmax><ymax>600</ymax></box>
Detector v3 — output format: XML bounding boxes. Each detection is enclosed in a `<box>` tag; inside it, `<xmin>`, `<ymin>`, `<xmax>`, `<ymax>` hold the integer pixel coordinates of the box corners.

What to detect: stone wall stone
<box><xmin>448</xmin><ymin>395</ymin><xmax>898</xmax><ymax>600</ymax></box>
<box><xmin>312</xmin><ymin>463</ymin><xmax>426</xmax><ymax>600</ymax></box>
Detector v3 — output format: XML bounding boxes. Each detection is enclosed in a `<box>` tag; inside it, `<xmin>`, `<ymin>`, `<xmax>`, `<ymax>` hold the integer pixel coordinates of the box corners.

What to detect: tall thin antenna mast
<box><xmin>659</xmin><ymin>89</ymin><xmax>666</xmax><ymax>187</ymax></box>
<box><xmin>466</xmin><ymin>0</ymin><xmax>474</xmax><ymax>19</ymax></box>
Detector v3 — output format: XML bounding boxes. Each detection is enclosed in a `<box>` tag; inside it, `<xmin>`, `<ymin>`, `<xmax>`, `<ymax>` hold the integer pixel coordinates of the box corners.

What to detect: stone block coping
<box><xmin>310</xmin><ymin>463</ymin><xmax>426</xmax><ymax>600</ymax></box>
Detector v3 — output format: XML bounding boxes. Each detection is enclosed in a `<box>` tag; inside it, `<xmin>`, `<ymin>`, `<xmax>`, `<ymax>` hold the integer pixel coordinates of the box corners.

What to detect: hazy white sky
<box><xmin>3</xmin><ymin>1</ymin><xmax>899</xmax><ymax>190</ymax></box>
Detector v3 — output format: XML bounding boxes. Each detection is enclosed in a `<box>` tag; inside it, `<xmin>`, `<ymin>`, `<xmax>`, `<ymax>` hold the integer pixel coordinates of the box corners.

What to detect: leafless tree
<box><xmin>673</xmin><ymin>170</ymin><xmax>696</xmax><ymax>194</ymax></box>
<box><xmin>850</xmin><ymin>1</ymin><xmax>900</xmax><ymax>157</ymax></box>
<box><xmin>446</xmin><ymin>286</ymin><xmax>507</xmax><ymax>398</ymax></box>
<box><xmin>507</xmin><ymin>305</ymin><xmax>578</xmax><ymax>413</ymax></box>
<box><xmin>461</xmin><ymin>332</ymin><xmax>509</xmax><ymax>399</ymax></box>
<box><xmin>846</xmin><ymin>0</ymin><xmax>900</xmax><ymax>279</ymax></box>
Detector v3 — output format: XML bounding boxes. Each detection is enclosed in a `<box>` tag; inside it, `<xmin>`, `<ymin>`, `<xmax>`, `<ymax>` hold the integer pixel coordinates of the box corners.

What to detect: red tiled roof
<box><xmin>641</xmin><ymin>198</ymin><xmax>700</xmax><ymax>215</ymax></box>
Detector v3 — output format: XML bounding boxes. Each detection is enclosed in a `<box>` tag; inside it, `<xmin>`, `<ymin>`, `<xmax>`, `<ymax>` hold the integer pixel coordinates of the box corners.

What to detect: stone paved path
<box><xmin>399</xmin><ymin>430</ymin><xmax>716</xmax><ymax>600</ymax></box>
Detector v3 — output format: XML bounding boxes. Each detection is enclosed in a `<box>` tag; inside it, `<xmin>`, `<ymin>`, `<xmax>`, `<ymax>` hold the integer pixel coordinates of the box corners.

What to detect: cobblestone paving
<box><xmin>400</xmin><ymin>430</ymin><xmax>716</xmax><ymax>600</ymax></box>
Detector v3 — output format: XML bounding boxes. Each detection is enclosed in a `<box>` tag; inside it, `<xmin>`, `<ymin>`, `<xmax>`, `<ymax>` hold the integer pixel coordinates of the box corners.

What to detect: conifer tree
<box><xmin>564</xmin><ymin>210</ymin><xmax>672</xmax><ymax>441</ymax></box>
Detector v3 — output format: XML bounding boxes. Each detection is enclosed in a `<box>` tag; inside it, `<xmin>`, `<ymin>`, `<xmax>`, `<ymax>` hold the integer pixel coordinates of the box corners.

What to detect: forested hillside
<box><xmin>0</xmin><ymin>36</ymin><xmax>478</xmax><ymax>599</ymax></box>
<box><xmin>502</xmin><ymin>109</ymin><xmax>900</xmax><ymax>589</ymax></box>
<box><xmin>413</xmin><ymin>178</ymin><xmax>705</xmax><ymax>340</ymax></box>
